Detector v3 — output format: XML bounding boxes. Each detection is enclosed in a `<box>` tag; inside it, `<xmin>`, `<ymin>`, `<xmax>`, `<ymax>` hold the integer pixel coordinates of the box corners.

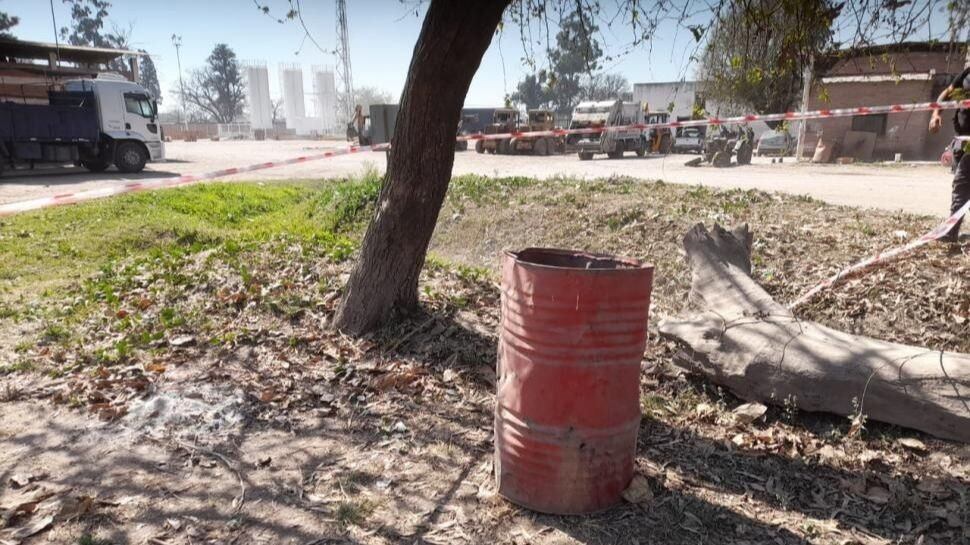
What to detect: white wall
<box><xmin>632</xmin><ymin>81</ymin><xmax>698</xmax><ymax>118</ymax></box>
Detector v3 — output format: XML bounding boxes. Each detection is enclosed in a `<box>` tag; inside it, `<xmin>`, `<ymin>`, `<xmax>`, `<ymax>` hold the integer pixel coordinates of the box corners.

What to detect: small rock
<box><xmin>863</xmin><ymin>485</ymin><xmax>891</xmax><ymax>504</ymax></box>
<box><xmin>732</xmin><ymin>402</ymin><xmax>767</xmax><ymax>425</ymax></box>
<box><xmin>392</xmin><ymin>421</ymin><xmax>408</xmax><ymax>434</ymax></box>
<box><xmin>621</xmin><ymin>475</ymin><xmax>654</xmax><ymax>504</ymax></box>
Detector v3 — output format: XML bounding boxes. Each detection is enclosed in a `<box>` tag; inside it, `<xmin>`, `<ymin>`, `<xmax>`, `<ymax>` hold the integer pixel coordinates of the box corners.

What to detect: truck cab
<box><xmin>65</xmin><ymin>77</ymin><xmax>166</xmax><ymax>170</ymax></box>
<box><xmin>571</xmin><ymin>100</ymin><xmax>647</xmax><ymax>160</ymax></box>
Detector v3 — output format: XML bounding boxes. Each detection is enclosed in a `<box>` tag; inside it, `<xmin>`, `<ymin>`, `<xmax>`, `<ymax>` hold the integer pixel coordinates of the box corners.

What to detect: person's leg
<box><xmin>945</xmin><ymin>150</ymin><xmax>970</xmax><ymax>242</ymax></box>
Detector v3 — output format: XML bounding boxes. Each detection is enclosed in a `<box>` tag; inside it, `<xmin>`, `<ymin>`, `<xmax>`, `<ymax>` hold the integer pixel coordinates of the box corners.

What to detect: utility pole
<box><xmin>335</xmin><ymin>0</ymin><xmax>355</xmax><ymax>124</ymax></box>
<box><xmin>171</xmin><ymin>34</ymin><xmax>187</xmax><ymax>130</ymax></box>
<box><xmin>796</xmin><ymin>55</ymin><xmax>814</xmax><ymax>162</ymax></box>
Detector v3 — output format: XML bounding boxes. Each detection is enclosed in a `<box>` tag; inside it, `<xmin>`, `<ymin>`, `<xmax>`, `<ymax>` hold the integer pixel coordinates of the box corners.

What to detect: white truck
<box><xmin>0</xmin><ymin>74</ymin><xmax>165</xmax><ymax>175</ymax></box>
<box><xmin>569</xmin><ymin>100</ymin><xmax>647</xmax><ymax>160</ymax></box>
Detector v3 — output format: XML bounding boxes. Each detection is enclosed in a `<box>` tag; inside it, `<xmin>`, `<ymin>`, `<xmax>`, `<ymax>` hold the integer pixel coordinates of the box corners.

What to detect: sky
<box><xmin>6</xmin><ymin>0</ymin><xmax>710</xmax><ymax>110</ymax></box>
<box><xmin>4</xmin><ymin>0</ymin><xmax>957</xmax><ymax>112</ymax></box>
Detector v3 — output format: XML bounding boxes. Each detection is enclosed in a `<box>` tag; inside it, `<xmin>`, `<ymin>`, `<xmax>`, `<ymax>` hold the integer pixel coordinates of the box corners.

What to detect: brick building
<box><xmin>803</xmin><ymin>42</ymin><xmax>967</xmax><ymax>161</ymax></box>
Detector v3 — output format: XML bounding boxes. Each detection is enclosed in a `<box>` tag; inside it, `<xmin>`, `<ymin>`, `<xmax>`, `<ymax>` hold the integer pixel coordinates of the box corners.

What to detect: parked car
<box><xmin>755</xmin><ymin>129</ymin><xmax>793</xmax><ymax>157</ymax></box>
<box><xmin>673</xmin><ymin>127</ymin><xmax>703</xmax><ymax>154</ymax></box>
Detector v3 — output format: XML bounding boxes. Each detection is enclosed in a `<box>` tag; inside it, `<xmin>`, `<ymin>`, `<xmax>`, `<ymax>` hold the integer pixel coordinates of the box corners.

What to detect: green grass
<box><xmin>0</xmin><ymin>172</ymin><xmax>384</xmax><ymax>296</ymax></box>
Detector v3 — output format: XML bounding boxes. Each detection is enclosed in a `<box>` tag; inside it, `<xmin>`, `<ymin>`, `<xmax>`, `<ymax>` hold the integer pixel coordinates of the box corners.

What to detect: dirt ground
<box><xmin>1</xmin><ymin>177</ymin><xmax>968</xmax><ymax>545</ymax></box>
<box><xmin>0</xmin><ymin>139</ymin><xmax>954</xmax><ymax>216</ymax></box>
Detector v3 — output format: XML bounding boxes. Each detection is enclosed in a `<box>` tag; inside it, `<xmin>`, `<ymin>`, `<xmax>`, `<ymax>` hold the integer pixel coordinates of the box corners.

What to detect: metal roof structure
<box><xmin>0</xmin><ymin>37</ymin><xmax>144</xmax><ymax>66</ymax></box>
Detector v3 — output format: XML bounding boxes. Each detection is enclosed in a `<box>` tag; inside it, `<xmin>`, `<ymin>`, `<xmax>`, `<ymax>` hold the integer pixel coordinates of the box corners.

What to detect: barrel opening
<box><xmin>510</xmin><ymin>248</ymin><xmax>645</xmax><ymax>270</ymax></box>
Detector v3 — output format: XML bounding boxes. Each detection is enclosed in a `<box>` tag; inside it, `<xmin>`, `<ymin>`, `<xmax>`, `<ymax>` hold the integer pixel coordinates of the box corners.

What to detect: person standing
<box><xmin>929</xmin><ymin>63</ymin><xmax>970</xmax><ymax>242</ymax></box>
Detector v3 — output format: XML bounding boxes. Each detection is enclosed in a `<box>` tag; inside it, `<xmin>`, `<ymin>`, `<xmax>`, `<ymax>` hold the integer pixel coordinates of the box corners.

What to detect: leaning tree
<box><xmin>333</xmin><ymin>0</ymin><xmax>952</xmax><ymax>334</ymax></box>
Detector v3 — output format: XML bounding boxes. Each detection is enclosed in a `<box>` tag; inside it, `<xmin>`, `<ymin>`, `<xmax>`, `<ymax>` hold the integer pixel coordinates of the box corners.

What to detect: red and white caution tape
<box><xmin>789</xmin><ymin>199</ymin><xmax>970</xmax><ymax>309</ymax></box>
<box><xmin>459</xmin><ymin>99</ymin><xmax>970</xmax><ymax>142</ymax></box>
<box><xmin>0</xmin><ymin>143</ymin><xmax>389</xmax><ymax>218</ymax></box>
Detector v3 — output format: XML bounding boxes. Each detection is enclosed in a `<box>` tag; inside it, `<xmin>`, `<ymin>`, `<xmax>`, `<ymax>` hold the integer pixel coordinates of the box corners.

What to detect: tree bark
<box><xmin>334</xmin><ymin>0</ymin><xmax>510</xmax><ymax>335</ymax></box>
<box><xmin>659</xmin><ymin>224</ymin><xmax>970</xmax><ymax>443</ymax></box>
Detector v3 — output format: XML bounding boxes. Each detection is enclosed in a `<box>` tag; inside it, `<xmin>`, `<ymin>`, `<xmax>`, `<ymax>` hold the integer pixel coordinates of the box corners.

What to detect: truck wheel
<box><xmin>81</xmin><ymin>159</ymin><xmax>110</xmax><ymax>172</ymax></box>
<box><xmin>578</xmin><ymin>151</ymin><xmax>593</xmax><ymax>161</ymax></box>
<box><xmin>115</xmin><ymin>142</ymin><xmax>147</xmax><ymax>173</ymax></box>
<box><xmin>475</xmin><ymin>140</ymin><xmax>485</xmax><ymax>154</ymax></box>
<box><xmin>535</xmin><ymin>139</ymin><xmax>548</xmax><ymax>156</ymax></box>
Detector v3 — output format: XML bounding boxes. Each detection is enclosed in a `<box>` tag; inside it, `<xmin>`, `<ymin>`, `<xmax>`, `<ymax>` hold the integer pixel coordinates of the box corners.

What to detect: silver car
<box><xmin>755</xmin><ymin>130</ymin><xmax>793</xmax><ymax>157</ymax></box>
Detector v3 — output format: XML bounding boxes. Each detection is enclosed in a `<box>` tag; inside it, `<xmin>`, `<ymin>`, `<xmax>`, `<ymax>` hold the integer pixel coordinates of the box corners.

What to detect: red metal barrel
<box><xmin>495</xmin><ymin>248</ymin><xmax>654</xmax><ymax>514</ymax></box>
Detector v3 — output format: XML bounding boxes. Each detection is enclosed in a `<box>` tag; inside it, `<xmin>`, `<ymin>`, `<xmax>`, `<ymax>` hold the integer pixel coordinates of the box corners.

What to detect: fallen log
<box><xmin>658</xmin><ymin>224</ymin><xmax>970</xmax><ymax>442</ymax></box>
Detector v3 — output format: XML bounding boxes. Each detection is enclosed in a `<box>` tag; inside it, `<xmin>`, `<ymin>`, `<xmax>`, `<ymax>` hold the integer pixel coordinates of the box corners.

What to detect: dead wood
<box><xmin>658</xmin><ymin>223</ymin><xmax>970</xmax><ymax>442</ymax></box>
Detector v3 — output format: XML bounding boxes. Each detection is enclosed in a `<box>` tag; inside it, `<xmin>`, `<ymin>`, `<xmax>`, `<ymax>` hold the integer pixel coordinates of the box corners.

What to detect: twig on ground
<box><xmin>176</xmin><ymin>440</ymin><xmax>247</xmax><ymax>514</ymax></box>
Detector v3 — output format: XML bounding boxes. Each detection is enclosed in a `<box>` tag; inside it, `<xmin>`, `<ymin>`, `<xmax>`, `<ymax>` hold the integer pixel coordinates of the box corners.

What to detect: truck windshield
<box><xmin>124</xmin><ymin>94</ymin><xmax>155</xmax><ymax>119</ymax></box>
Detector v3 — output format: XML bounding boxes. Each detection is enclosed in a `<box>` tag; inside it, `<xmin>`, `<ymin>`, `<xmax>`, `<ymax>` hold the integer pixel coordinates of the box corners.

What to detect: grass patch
<box><xmin>0</xmin><ymin>359</ymin><xmax>34</xmax><ymax>375</ymax></box>
<box><xmin>335</xmin><ymin>499</ymin><xmax>376</xmax><ymax>527</ymax></box>
<box><xmin>0</xmin><ymin>172</ymin><xmax>384</xmax><ymax>297</ymax></box>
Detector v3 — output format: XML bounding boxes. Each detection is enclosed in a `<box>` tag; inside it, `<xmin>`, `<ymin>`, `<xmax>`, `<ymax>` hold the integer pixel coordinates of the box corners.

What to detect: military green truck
<box><xmin>510</xmin><ymin>109</ymin><xmax>563</xmax><ymax>155</ymax></box>
<box><xmin>475</xmin><ymin>108</ymin><xmax>519</xmax><ymax>154</ymax></box>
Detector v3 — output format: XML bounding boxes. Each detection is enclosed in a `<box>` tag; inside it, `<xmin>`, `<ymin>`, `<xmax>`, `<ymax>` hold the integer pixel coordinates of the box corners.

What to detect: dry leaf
<box><xmin>169</xmin><ymin>335</ymin><xmax>195</xmax><ymax>347</ymax></box>
<box><xmin>694</xmin><ymin>402</ymin><xmax>716</xmax><ymax>420</ymax></box>
<box><xmin>897</xmin><ymin>437</ymin><xmax>926</xmax><ymax>452</ymax></box>
<box><xmin>7</xmin><ymin>474</ymin><xmax>40</xmax><ymax>489</ymax></box>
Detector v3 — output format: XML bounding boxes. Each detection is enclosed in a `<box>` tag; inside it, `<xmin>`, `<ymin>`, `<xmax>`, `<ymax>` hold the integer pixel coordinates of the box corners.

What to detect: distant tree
<box><xmin>510</xmin><ymin>10</ymin><xmax>603</xmax><ymax>114</ymax></box>
<box><xmin>545</xmin><ymin>10</ymin><xmax>603</xmax><ymax>114</ymax></box>
<box><xmin>698</xmin><ymin>0</ymin><xmax>837</xmax><ymax>115</ymax></box>
<box><xmin>59</xmin><ymin>1</ymin><xmax>139</xmax><ymax>77</ymax></box>
<box><xmin>354</xmin><ymin>86</ymin><xmax>394</xmax><ymax>111</ymax></box>
<box><xmin>0</xmin><ymin>3</ymin><xmax>19</xmax><ymax>38</ymax></box>
<box><xmin>581</xmin><ymin>73</ymin><xmax>629</xmax><ymax>101</ymax></box>
<box><xmin>271</xmin><ymin>98</ymin><xmax>284</xmax><ymax>125</ymax></box>
<box><xmin>60</xmin><ymin>0</ymin><xmax>120</xmax><ymax>48</ymax></box>
<box><xmin>509</xmin><ymin>72</ymin><xmax>549</xmax><ymax>109</ymax></box>
<box><xmin>137</xmin><ymin>49</ymin><xmax>162</xmax><ymax>103</ymax></box>
<box><xmin>183</xmin><ymin>44</ymin><xmax>245</xmax><ymax>123</ymax></box>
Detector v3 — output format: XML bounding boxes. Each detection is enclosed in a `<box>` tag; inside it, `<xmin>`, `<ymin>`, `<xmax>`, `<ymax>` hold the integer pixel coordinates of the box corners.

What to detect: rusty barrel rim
<box><xmin>504</xmin><ymin>247</ymin><xmax>654</xmax><ymax>274</ymax></box>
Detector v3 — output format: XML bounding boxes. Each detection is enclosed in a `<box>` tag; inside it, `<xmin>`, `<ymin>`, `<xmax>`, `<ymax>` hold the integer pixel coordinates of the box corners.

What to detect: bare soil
<box><xmin>2</xmin><ymin>178</ymin><xmax>969</xmax><ymax>545</ymax></box>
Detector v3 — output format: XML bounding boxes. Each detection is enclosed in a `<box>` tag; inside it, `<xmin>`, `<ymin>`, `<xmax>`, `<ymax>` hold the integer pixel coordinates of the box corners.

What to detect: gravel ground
<box><xmin>0</xmin><ymin>139</ymin><xmax>954</xmax><ymax>216</ymax></box>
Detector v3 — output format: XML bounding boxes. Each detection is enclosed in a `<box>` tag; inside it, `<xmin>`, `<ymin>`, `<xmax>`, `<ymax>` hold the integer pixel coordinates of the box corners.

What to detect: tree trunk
<box><xmin>334</xmin><ymin>0</ymin><xmax>509</xmax><ymax>334</ymax></box>
<box><xmin>659</xmin><ymin>224</ymin><xmax>970</xmax><ymax>443</ymax></box>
